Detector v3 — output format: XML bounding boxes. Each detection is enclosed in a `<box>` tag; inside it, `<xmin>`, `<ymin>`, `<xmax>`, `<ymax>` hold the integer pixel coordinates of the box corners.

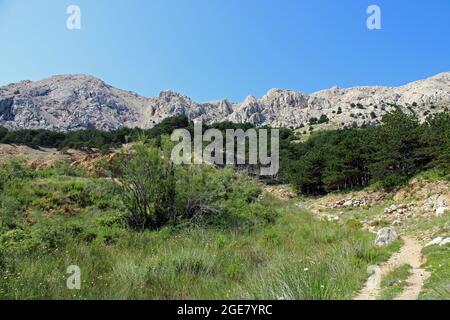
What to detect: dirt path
<box><xmin>354</xmin><ymin>236</ymin><xmax>431</xmax><ymax>300</ymax></box>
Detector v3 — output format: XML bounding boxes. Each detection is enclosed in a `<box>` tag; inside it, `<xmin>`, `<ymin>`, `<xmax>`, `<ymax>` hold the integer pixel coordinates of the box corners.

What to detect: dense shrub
<box><xmin>115</xmin><ymin>143</ymin><xmax>274</xmax><ymax>231</ymax></box>
<box><xmin>117</xmin><ymin>145</ymin><xmax>176</xmax><ymax>230</ymax></box>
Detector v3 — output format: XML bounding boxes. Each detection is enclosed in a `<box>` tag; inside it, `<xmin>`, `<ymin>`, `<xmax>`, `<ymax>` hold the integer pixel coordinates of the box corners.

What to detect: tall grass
<box><xmin>1</xmin><ymin>201</ymin><xmax>396</xmax><ymax>300</ymax></box>
<box><xmin>0</xmin><ymin>161</ymin><xmax>396</xmax><ymax>300</ymax></box>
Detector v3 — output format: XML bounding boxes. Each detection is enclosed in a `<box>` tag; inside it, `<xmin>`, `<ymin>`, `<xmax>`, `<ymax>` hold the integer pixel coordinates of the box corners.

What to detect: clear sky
<box><xmin>0</xmin><ymin>0</ymin><xmax>449</xmax><ymax>102</ymax></box>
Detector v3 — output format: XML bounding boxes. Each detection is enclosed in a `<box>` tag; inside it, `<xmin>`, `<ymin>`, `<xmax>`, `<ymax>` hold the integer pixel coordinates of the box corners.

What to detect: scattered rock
<box><xmin>375</xmin><ymin>227</ymin><xmax>398</xmax><ymax>247</ymax></box>
<box><xmin>343</xmin><ymin>200</ymin><xmax>354</xmax><ymax>207</ymax></box>
<box><xmin>384</xmin><ymin>204</ymin><xmax>398</xmax><ymax>214</ymax></box>
<box><xmin>263</xmin><ymin>186</ymin><xmax>296</xmax><ymax>200</ymax></box>
<box><xmin>384</xmin><ymin>203</ymin><xmax>415</xmax><ymax>215</ymax></box>
<box><xmin>333</xmin><ymin>198</ymin><xmax>367</xmax><ymax>209</ymax></box>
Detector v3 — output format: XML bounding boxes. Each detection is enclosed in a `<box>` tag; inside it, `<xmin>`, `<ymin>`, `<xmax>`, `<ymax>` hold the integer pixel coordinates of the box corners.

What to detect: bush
<box><xmin>380</xmin><ymin>173</ymin><xmax>409</xmax><ymax>192</ymax></box>
<box><xmin>309</xmin><ymin>117</ymin><xmax>318</xmax><ymax>125</ymax></box>
<box><xmin>0</xmin><ymin>229</ymin><xmax>34</xmax><ymax>252</ymax></box>
<box><xmin>0</xmin><ymin>127</ymin><xmax>7</xmax><ymax>141</ymax></box>
<box><xmin>0</xmin><ymin>160</ymin><xmax>34</xmax><ymax>191</ymax></box>
<box><xmin>118</xmin><ymin>145</ymin><xmax>176</xmax><ymax>230</ymax></box>
<box><xmin>318</xmin><ymin>115</ymin><xmax>329</xmax><ymax>124</ymax></box>
<box><xmin>346</xmin><ymin>219</ymin><xmax>363</xmax><ymax>230</ymax></box>
<box><xmin>0</xmin><ymin>195</ymin><xmax>23</xmax><ymax>231</ymax></box>
<box><xmin>115</xmin><ymin>143</ymin><xmax>274</xmax><ymax>231</ymax></box>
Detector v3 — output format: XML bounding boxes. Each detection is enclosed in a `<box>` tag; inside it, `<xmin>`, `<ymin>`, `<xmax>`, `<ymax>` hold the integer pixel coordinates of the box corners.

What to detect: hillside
<box><xmin>0</xmin><ymin>140</ymin><xmax>448</xmax><ymax>300</ymax></box>
<box><xmin>1</xmin><ymin>78</ymin><xmax>449</xmax><ymax>301</ymax></box>
<box><xmin>1</xmin><ymin>73</ymin><xmax>449</xmax><ymax>131</ymax></box>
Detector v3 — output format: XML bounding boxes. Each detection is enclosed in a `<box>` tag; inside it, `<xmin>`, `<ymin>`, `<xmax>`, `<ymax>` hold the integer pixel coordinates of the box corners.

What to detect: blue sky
<box><xmin>0</xmin><ymin>0</ymin><xmax>449</xmax><ymax>102</ymax></box>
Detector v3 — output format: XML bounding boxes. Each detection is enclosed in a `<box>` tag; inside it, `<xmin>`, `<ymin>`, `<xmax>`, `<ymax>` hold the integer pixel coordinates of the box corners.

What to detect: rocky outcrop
<box><xmin>0</xmin><ymin>97</ymin><xmax>15</xmax><ymax>121</ymax></box>
<box><xmin>1</xmin><ymin>72</ymin><xmax>449</xmax><ymax>131</ymax></box>
<box><xmin>0</xmin><ymin>75</ymin><xmax>154</xmax><ymax>131</ymax></box>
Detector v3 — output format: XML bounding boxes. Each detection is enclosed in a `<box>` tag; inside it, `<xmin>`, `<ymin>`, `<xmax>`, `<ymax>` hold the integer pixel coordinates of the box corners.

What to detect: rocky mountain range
<box><xmin>1</xmin><ymin>72</ymin><xmax>449</xmax><ymax>131</ymax></box>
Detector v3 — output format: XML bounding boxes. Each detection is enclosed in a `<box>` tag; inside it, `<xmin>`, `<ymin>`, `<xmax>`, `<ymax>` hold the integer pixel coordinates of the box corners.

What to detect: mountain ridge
<box><xmin>1</xmin><ymin>72</ymin><xmax>449</xmax><ymax>131</ymax></box>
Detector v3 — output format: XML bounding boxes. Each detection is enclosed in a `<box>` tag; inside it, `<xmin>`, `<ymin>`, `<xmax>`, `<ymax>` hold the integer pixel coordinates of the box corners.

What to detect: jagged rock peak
<box><xmin>1</xmin><ymin>72</ymin><xmax>449</xmax><ymax>131</ymax></box>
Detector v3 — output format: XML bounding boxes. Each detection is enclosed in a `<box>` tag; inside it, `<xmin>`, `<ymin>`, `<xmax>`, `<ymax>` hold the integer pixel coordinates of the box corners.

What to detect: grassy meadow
<box><xmin>0</xmin><ymin>157</ymin><xmax>398</xmax><ymax>300</ymax></box>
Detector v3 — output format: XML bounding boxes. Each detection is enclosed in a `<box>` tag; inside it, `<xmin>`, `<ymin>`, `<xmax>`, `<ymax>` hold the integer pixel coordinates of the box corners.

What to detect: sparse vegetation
<box><xmin>420</xmin><ymin>244</ymin><xmax>450</xmax><ymax>300</ymax></box>
<box><xmin>414</xmin><ymin>213</ymin><xmax>450</xmax><ymax>300</ymax></box>
<box><xmin>378</xmin><ymin>264</ymin><xmax>412</xmax><ymax>300</ymax></box>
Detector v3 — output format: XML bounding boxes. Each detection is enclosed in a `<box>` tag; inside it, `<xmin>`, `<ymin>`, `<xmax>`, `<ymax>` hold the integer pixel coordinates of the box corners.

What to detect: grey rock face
<box><xmin>1</xmin><ymin>72</ymin><xmax>449</xmax><ymax>131</ymax></box>
<box><xmin>0</xmin><ymin>97</ymin><xmax>15</xmax><ymax>121</ymax></box>
<box><xmin>375</xmin><ymin>227</ymin><xmax>399</xmax><ymax>247</ymax></box>
<box><xmin>0</xmin><ymin>75</ymin><xmax>153</xmax><ymax>131</ymax></box>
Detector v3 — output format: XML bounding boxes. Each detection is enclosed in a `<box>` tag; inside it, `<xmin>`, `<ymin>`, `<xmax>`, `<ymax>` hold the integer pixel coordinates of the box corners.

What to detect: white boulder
<box><xmin>375</xmin><ymin>228</ymin><xmax>398</xmax><ymax>247</ymax></box>
<box><xmin>343</xmin><ymin>200</ymin><xmax>354</xmax><ymax>207</ymax></box>
<box><xmin>436</xmin><ymin>207</ymin><xmax>447</xmax><ymax>217</ymax></box>
<box><xmin>440</xmin><ymin>238</ymin><xmax>450</xmax><ymax>246</ymax></box>
<box><xmin>425</xmin><ymin>237</ymin><xmax>443</xmax><ymax>247</ymax></box>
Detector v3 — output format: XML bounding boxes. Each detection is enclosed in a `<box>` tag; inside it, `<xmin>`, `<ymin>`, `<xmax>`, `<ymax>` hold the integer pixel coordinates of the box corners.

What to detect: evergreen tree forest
<box><xmin>1</xmin><ymin>110</ymin><xmax>449</xmax><ymax>195</ymax></box>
